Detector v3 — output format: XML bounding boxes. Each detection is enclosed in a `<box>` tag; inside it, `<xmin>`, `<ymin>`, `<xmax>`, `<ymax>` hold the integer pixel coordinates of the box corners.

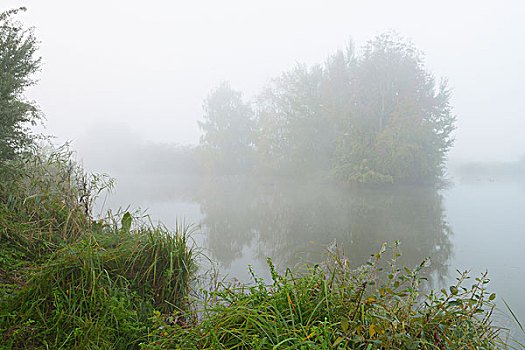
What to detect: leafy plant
<box><xmin>146</xmin><ymin>242</ymin><xmax>508</xmax><ymax>349</ymax></box>
<box><xmin>0</xmin><ymin>7</ymin><xmax>42</xmax><ymax>164</ymax></box>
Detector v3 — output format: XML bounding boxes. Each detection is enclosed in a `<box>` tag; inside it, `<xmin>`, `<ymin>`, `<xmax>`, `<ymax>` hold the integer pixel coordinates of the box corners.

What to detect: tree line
<box><xmin>198</xmin><ymin>33</ymin><xmax>455</xmax><ymax>185</ymax></box>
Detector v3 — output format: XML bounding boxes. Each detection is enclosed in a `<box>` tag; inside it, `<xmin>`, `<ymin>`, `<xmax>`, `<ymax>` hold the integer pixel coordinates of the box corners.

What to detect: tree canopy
<box><xmin>198</xmin><ymin>82</ymin><xmax>255</xmax><ymax>174</ymax></box>
<box><xmin>199</xmin><ymin>33</ymin><xmax>455</xmax><ymax>184</ymax></box>
<box><xmin>340</xmin><ymin>33</ymin><xmax>455</xmax><ymax>184</ymax></box>
<box><xmin>0</xmin><ymin>7</ymin><xmax>41</xmax><ymax>164</ymax></box>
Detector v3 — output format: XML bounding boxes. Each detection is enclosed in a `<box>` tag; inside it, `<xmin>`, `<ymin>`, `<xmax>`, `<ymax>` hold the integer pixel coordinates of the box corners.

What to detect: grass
<box><xmin>0</xmin><ymin>146</ymin><xmax>197</xmax><ymax>349</ymax></box>
<box><xmin>145</xmin><ymin>242</ymin><xmax>513</xmax><ymax>349</ymax></box>
<box><xmin>1</xmin><ymin>219</ymin><xmax>196</xmax><ymax>349</ymax></box>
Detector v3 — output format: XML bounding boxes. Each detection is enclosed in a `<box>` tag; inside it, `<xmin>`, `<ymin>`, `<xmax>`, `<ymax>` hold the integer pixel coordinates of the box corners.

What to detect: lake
<box><xmin>97</xmin><ymin>171</ymin><xmax>525</xmax><ymax>343</ymax></box>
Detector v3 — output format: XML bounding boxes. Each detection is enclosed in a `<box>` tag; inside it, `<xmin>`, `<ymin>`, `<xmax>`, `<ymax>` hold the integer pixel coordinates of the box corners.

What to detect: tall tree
<box><xmin>198</xmin><ymin>82</ymin><xmax>255</xmax><ymax>174</ymax></box>
<box><xmin>0</xmin><ymin>7</ymin><xmax>41</xmax><ymax>163</ymax></box>
<box><xmin>336</xmin><ymin>32</ymin><xmax>455</xmax><ymax>184</ymax></box>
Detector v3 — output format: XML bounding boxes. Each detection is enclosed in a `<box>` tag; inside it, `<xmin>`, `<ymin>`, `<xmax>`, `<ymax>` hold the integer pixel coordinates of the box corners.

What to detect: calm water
<box><xmin>98</xmin><ymin>173</ymin><xmax>525</xmax><ymax>342</ymax></box>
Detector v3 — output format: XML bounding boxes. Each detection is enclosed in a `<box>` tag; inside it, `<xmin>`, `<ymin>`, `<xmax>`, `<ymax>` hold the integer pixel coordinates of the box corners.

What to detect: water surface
<box><xmin>98</xmin><ymin>173</ymin><xmax>525</xmax><ymax>342</ymax></box>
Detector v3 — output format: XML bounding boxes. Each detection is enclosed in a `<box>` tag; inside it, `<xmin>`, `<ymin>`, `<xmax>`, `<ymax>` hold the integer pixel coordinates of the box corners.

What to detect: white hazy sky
<box><xmin>4</xmin><ymin>0</ymin><xmax>525</xmax><ymax>162</ymax></box>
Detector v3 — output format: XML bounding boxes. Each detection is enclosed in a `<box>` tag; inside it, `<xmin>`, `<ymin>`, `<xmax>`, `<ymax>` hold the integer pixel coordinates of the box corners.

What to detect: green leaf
<box><xmin>488</xmin><ymin>293</ymin><xmax>496</xmax><ymax>301</ymax></box>
<box><xmin>121</xmin><ymin>212</ymin><xmax>132</xmax><ymax>233</ymax></box>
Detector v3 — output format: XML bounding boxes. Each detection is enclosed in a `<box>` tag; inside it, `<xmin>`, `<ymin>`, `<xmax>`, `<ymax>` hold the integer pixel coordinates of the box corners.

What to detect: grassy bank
<box><xmin>145</xmin><ymin>243</ymin><xmax>513</xmax><ymax>349</ymax></box>
<box><xmin>0</xmin><ymin>147</ymin><xmax>520</xmax><ymax>349</ymax></box>
<box><xmin>0</xmin><ymin>148</ymin><xmax>196</xmax><ymax>349</ymax></box>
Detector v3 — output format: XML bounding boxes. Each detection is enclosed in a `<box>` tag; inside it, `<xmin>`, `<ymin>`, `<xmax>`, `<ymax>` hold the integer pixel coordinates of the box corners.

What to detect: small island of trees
<box><xmin>199</xmin><ymin>33</ymin><xmax>455</xmax><ymax>185</ymax></box>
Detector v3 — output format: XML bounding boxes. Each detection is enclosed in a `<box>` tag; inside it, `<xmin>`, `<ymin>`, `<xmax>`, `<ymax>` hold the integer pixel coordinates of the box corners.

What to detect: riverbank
<box><xmin>147</xmin><ymin>243</ymin><xmax>513</xmax><ymax>349</ymax></box>
<box><xmin>0</xmin><ymin>149</ymin><xmax>521</xmax><ymax>349</ymax></box>
<box><xmin>0</xmin><ymin>149</ymin><xmax>196</xmax><ymax>348</ymax></box>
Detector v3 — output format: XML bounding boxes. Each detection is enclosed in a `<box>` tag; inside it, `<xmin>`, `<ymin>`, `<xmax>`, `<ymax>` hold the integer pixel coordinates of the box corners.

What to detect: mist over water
<box><xmin>75</xmin><ymin>106</ymin><xmax>525</xmax><ymax>341</ymax></box>
<box><xmin>89</xmin><ymin>155</ymin><xmax>525</xmax><ymax>342</ymax></box>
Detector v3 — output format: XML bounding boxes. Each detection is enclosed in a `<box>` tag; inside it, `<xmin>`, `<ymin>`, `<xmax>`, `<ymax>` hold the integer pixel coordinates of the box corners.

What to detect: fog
<box><xmin>5</xmin><ymin>0</ymin><xmax>524</xmax><ymax>164</ymax></box>
<box><xmin>4</xmin><ymin>0</ymin><xmax>525</xmax><ymax>341</ymax></box>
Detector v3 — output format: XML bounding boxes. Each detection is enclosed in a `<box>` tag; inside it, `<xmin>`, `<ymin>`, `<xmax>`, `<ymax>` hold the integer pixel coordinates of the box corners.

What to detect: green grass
<box><xmin>145</xmin><ymin>242</ymin><xmax>512</xmax><ymax>349</ymax></box>
<box><xmin>1</xmin><ymin>219</ymin><xmax>196</xmax><ymax>349</ymax></box>
<box><xmin>0</xmin><ymin>146</ymin><xmax>197</xmax><ymax>349</ymax></box>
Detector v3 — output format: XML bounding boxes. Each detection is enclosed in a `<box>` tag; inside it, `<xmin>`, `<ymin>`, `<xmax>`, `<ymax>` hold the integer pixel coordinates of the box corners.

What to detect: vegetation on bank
<box><xmin>0</xmin><ymin>147</ymin><xmax>196</xmax><ymax>349</ymax></box>
<box><xmin>145</xmin><ymin>243</ymin><xmax>514</xmax><ymax>349</ymax></box>
<box><xmin>0</xmin><ymin>8</ymin><xmax>198</xmax><ymax>347</ymax></box>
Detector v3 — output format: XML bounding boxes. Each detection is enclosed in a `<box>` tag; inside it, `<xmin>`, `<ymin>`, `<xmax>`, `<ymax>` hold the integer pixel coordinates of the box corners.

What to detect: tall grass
<box><xmin>0</xmin><ymin>145</ymin><xmax>109</xmax><ymax>258</ymax></box>
<box><xmin>0</xmin><ymin>146</ymin><xmax>197</xmax><ymax>349</ymax></box>
<box><xmin>146</xmin><ymin>242</ymin><xmax>510</xmax><ymax>349</ymax></box>
<box><xmin>1</xmin><ymin>218</ymin><xmax>196</xmax><ymax>349</ymax></box>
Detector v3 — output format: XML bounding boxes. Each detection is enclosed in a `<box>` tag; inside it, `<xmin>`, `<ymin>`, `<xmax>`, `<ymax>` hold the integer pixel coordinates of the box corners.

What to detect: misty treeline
<box><xmin>198</xmin><ymin>32</ymin><xmax>455</xmax><ymax>185</ymax></box>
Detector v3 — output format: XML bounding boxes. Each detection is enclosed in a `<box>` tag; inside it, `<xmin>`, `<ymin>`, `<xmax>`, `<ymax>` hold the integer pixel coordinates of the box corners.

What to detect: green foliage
<box><xmin>0</xmin><ymin>146</ymin><xmax>197</xmax><ymax>349</ymax></box>
<box><xmin>202</xmin><ymin>33</ymin><xmax>455</xmax><ymax>184</ymax></box>
<box><xmin>2</xmin><ymin>240</ymin><xmax>152</xmax><ymax>349</ymax></box>
<box><xmin>0</xmin><ymin>145</ymin><xmax>109</xmax><ymax>258</ymax></box>
<box><xmin>146</xmin><ymin>243</ymin><xmax>506</xmax><ymax>349</ymax></box>
<box><xmin>0</xmin><ymin>7</ymin><xmax>42</xmax><ymax>164</ymax></box>
<box><xmin>256</xmin><ymin>64</ymin><xmax>332</xmax><ymax>175</ymax></box>
<box><xmin>340</xmin><ymin>33</ymin><xmax>455</xmax><ymax>184</ymax></box>
<box><xmin>1</xmin><ymin>220</ymin><xmax>196</xmax><ymax>349</ymax></box>
<box><xmin>0</xmin><ymin>12</ymin><xmax>197</xmax><ymax>348</ymax></box>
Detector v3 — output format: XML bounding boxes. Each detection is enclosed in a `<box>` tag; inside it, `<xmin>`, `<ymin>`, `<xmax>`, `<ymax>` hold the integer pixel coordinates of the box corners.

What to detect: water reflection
<box><xmin>192</xmin><ymin>177</ymin><xmax>452</xmax><ymax>285</ymax></box>
<box><xmin>100</xmin><ymin>172</ymin><xmax>524</xmax><ymax>341</ymax></box>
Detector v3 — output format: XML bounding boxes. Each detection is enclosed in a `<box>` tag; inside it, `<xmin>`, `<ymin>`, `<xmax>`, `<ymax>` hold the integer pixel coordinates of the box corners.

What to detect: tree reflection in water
<box><xmin>193</xmin><ymin>177</ymin><xmax>452</xmax><ymax>287</ymax></box>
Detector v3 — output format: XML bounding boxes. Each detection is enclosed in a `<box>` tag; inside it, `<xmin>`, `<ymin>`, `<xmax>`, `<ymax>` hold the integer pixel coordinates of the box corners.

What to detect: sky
<box><xmin>4</xmin><ymin>0</ymin><xmax>525</xmax><ymax>163</ymax></box>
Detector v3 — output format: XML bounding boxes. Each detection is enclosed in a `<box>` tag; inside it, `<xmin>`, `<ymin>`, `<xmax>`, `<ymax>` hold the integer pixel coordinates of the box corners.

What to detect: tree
<box><xmin>0</xmin><ymin>7</ymin><xmax>41</xmax><ymax>163</ymax></box>
<box><xmin>198</xmin><ymin>82</ymin><xmax>255</xmax><ymax>174</ymax></box>
<box><xmin>199</xmin><ymin>33</ymin><xmax>455</xmax><ymax>184</ymax></box>
<box><xmin>335</xmin><ymin>32</ymin><xmax>455</xmax><ymax>184</ymax></box>
<box><xmin>256</xmin><ymin>64</ymin><xmax>328</xmax><ymax>174</ymax></box>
